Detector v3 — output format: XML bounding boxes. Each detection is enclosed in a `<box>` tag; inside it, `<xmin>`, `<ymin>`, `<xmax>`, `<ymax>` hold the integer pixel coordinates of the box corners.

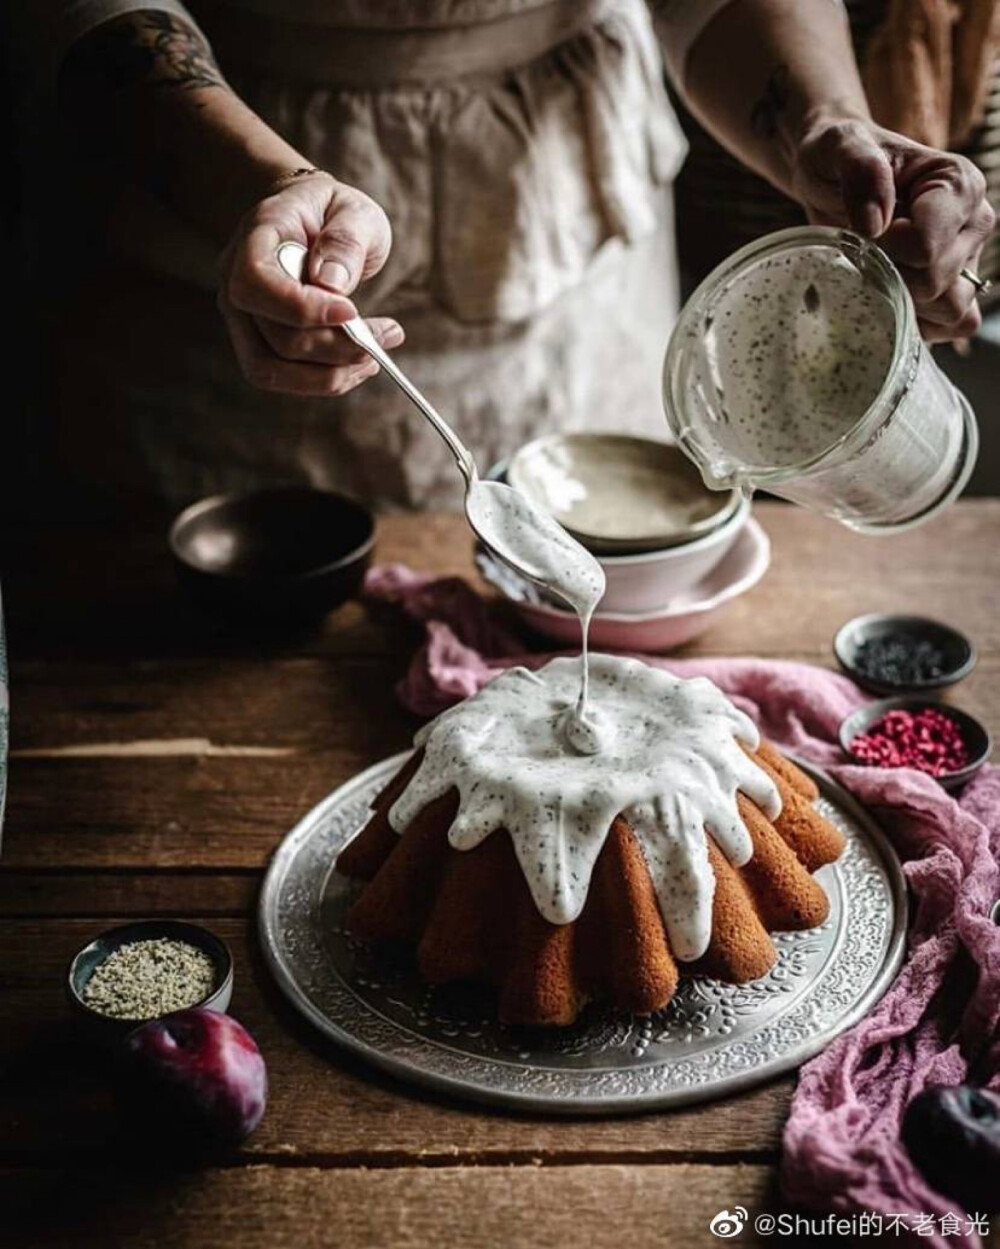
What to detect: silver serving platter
<box><xmin>259</xmin><ymin>752</ymin><xmax>906</xmax><ymax>1114</ymax></box>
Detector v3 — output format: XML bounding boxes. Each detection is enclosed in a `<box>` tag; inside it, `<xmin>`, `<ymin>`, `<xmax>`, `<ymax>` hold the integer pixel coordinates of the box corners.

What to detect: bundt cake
<box><xmin>336</xmin><ymin>656</ymin><xmax>845</xmax><ymax>1027</ymax></box>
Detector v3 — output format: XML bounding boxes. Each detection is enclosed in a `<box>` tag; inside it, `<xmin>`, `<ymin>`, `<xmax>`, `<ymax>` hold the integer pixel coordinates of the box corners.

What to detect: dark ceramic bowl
<box><xmin>170</xmin><ymin>488</ymin><xmax>374</xmax><ymax>619</ymax></box>
<box><xmin>833</xmin><ymin>613</ymin><xmax>975</xmax><ymax>695</ymax></box>
<box><xmin>67</xmin><ymin>920</ymin><xmax>234</xmax><ymax>1043</ymax></box>
<box><xmin>839</xmin><ymin>696</ymin><xmax>991</xmax><ymax>792</ymax></box>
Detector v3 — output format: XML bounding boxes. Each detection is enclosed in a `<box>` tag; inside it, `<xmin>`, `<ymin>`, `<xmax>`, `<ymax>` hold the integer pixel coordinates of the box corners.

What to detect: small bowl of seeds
<box><xmin>67</xmin><ymin>921</ymin><xmax>233</xmax><ymax>1040</ymax></box>
<box><xmin>833</xmin><ymin>613</ymin><xmax>976</xmax><ymax>696</ymax></box>
<box><xmin>839</xmin><ymin>697</ymin><xmax>992</xmax><ymax>792</ymax></box>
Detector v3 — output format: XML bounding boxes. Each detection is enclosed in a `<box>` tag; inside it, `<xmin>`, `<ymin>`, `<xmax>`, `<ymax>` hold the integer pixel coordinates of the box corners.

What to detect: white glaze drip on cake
<box><xmin>465</xmin><ymin>479</ymin><xmax>606</xmax><ymax>744</ymax></box>
<box><xmin>388</xmin><ymin>655</ymin><xmax>781</xmax><ymax>962</ymax></box>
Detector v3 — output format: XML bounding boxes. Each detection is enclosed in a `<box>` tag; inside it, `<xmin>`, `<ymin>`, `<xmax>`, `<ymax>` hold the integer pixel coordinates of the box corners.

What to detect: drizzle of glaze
<box><xmin>465</xmin><ymin>479</ymin><xmax>606</xmax><ymax>750</ymax></box>
<box><xmin>389</xmin><ymin>655</ymin><xmax>782</xmax><ymax>961</ymax></box>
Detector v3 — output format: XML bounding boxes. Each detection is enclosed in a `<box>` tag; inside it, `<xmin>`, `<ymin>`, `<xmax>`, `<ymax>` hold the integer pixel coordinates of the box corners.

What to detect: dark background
<box><xmin>1</xmin><ymin>6</ymin><xmax>998</xmax><ymax>530</ymax></box>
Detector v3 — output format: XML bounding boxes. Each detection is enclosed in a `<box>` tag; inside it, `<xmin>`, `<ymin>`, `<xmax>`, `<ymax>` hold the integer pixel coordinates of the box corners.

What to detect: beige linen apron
<box><xmin>56</xmin><ymin>0</ymin><xmax>687</xmax><ymax>510</ymax></box>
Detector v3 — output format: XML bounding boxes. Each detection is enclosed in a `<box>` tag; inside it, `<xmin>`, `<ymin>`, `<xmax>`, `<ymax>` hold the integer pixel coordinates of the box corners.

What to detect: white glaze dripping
<box><xmin>389</xmin><ymin>655</ymin><xmax>781</xmax><ymax>962</ymax></box>
<box><xmin>465</xmin><ymin>479</ymin><xmax>606</xmax><ymax>750</ymax></box>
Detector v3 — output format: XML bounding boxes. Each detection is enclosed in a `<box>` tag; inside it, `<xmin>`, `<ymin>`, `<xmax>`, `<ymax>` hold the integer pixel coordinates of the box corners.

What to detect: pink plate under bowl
<box><xmin>491</xmin><ymin>518</ymin><xmax>770</xmax><ymax>654</ymax></box>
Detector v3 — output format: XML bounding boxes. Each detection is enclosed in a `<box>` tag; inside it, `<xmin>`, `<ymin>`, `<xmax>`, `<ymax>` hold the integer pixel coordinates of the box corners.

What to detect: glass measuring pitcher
<box><xmin>662</xmin><ymin>227</ymin><xmax>978</xmax><ymax>532</ymax></box>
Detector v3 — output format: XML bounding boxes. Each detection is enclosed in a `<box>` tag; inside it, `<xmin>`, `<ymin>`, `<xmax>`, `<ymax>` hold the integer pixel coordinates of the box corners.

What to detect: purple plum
<box><xmin>122</xmin><ymin>1008</ymin><xmax>267</xmax><ymax>1146</ymax></box>
<box><xmin>902</xmin><ymin>1084</ymin><xmax>1000</xmax><ymax>1213</ymax></box>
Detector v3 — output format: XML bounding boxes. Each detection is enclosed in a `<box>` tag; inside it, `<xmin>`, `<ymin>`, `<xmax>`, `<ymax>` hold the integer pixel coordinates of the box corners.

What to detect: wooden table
<box><xmin>2</xmin><ymin>500</ymin><xmax>998</xmax><ymax>1249</ymax></box>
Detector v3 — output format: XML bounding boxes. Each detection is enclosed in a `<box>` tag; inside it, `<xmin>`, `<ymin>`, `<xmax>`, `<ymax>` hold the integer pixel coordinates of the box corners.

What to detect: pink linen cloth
<box><xmin>365</xmin><ymin>564</ymin><xmax>1000</xmax><ymax>1248</ymax></box>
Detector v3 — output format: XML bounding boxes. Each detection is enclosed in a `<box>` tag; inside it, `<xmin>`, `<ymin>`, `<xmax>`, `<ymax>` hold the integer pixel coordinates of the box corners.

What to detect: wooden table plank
<box><xmin>9</xmin><ymin>654</ymin><xmax>1000</xmax><ymax>756</ymax></box>
<box><xmin>4</xmin><ymin>665</ymin><xmax>997</xmax><ymax>871</ymax></box>
<box><xmin>0</xmin><ymin>873</ymin><xmax>258</xmax><ymax>918</ymax></box>
<box><xmin>0</xmin><ymin>917</ymin><xmax>790</xmax><ymax>1163</ymax></box>
<box><xmin>6</xmin><ymin>656</ymin><xmax>420</xmax><ymax>753</ymax></box>
<box><xmin>0</xmin><ymin>513</ymin><xmax>475</xmax><ymax>662</ymax></box>
<box><xmin>1</xmin><ymin>755</ymin><xmax>388</xmax><ymax>870</ymax></box>
<box><xmin>3</xmin><ymin>1163</ymin><xmax>779</xmax><ymax>1249</ymax></box>
<box><xmin>2</xmin><ymin>499</ymin><xmax>999</xmax><ymax>1249</ymax></box>
<box><xmin>3</xmin><ymin>503</ymin><xmax>1000</xmax><ymax>663</ymax></box>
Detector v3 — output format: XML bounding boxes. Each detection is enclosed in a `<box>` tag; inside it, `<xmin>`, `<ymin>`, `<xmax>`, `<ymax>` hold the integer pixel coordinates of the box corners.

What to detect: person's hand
<box><xmin>791</xmin><ymin>115</ymin><xmax>995</xmax><ymax>342</ymax></box>
<box><xmin>217</xmin><ymin>171</ymin><xmax>403</xmax><ymax>395</ymax></box>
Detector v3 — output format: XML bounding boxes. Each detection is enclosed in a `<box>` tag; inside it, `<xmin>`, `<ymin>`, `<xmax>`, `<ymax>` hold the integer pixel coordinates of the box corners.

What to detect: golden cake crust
<box><xmin>337</xmin><ymin>742</ymin><xmax>845</xmax><ymax>1027</ymax></box>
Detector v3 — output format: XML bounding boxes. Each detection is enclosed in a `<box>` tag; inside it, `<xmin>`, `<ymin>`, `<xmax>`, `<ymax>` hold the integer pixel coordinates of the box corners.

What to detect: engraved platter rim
<box><xmin>258</xmin><ymin>750</ymin><xmax>907</xmax><ymax>1115</ymax></box>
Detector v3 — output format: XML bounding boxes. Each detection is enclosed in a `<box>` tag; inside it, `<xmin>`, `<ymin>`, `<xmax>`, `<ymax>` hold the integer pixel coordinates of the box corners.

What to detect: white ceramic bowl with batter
<box><xmin>476</xmin><ymin>516</ymin><xmax>770</xmax><ymax>652</ymax></box>
<box><xmin>597</xmin><ymin>495</ymin><xmax>751</xmax><ymax>613</ymax></box>
<box><xmin>486</xmin><ymin>450</ymin><xmax>750</xmax><ymax>613</ymax></box>
<box><xmin>506</xmin><ymin>433</ymin><xmax>741</xmax><ymax>554</ymax></box>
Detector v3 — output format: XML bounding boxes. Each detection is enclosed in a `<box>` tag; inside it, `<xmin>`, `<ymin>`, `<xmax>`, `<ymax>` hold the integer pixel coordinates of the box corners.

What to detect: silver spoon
<box><xmin>276</xmin><ymin>241</ymin><xmax>476</xmax><ymax>485</ymax></box>
<box><xmin>274</xmin><ymin>240</ymin><xmax>604</xmax><ymax>614</ymax></box>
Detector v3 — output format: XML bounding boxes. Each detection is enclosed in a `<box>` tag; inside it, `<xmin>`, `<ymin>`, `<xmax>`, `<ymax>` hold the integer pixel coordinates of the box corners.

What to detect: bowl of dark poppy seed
<box><xmin>833</xmin><ymin>613</ymin><xmax>976</xmax><ymax>695</ymax></box>
<box><xmin>67</xmin><ymin>920</ymin><xmax>233</xmax><ymax>1041</ymax></box>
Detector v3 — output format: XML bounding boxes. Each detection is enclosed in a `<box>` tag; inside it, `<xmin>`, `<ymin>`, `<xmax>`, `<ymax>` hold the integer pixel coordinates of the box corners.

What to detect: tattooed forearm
<box><xmin>750</xmin><ymin>63</ymin><xmax>791</xmax><ymax>140</ymax></box>
<box><xmin>138</xmin><ymin>12</ymin><xmax>224</xmax><ymax>89</ymax></box>
<box><xmin>55</xmin><ymin>7</ymin><xmax>309</xmax><ymax>243</ymax></box>
<box><xmin>56</xmin><ymin>11</ymin><xmax>231</xmax><ymax>221</ymax></box>
<box><xmin>61</xmin><ymin>10</ymin><xmax>226</xmax><ymax>99</ymax></box>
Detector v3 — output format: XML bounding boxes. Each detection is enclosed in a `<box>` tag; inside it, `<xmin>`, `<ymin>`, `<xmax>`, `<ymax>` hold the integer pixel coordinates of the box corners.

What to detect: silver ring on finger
<box><xmin>960</xmin><ymin>267</ymin><xmax>992</xmax><ymax>295</ymax></box>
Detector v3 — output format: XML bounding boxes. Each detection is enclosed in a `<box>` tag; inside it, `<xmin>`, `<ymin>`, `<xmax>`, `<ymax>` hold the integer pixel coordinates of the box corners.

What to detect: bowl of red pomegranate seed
<box><xmin>839</xmin><ymin>698</ymin><xmax>991</xmax><ymax>791</ymax></box>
